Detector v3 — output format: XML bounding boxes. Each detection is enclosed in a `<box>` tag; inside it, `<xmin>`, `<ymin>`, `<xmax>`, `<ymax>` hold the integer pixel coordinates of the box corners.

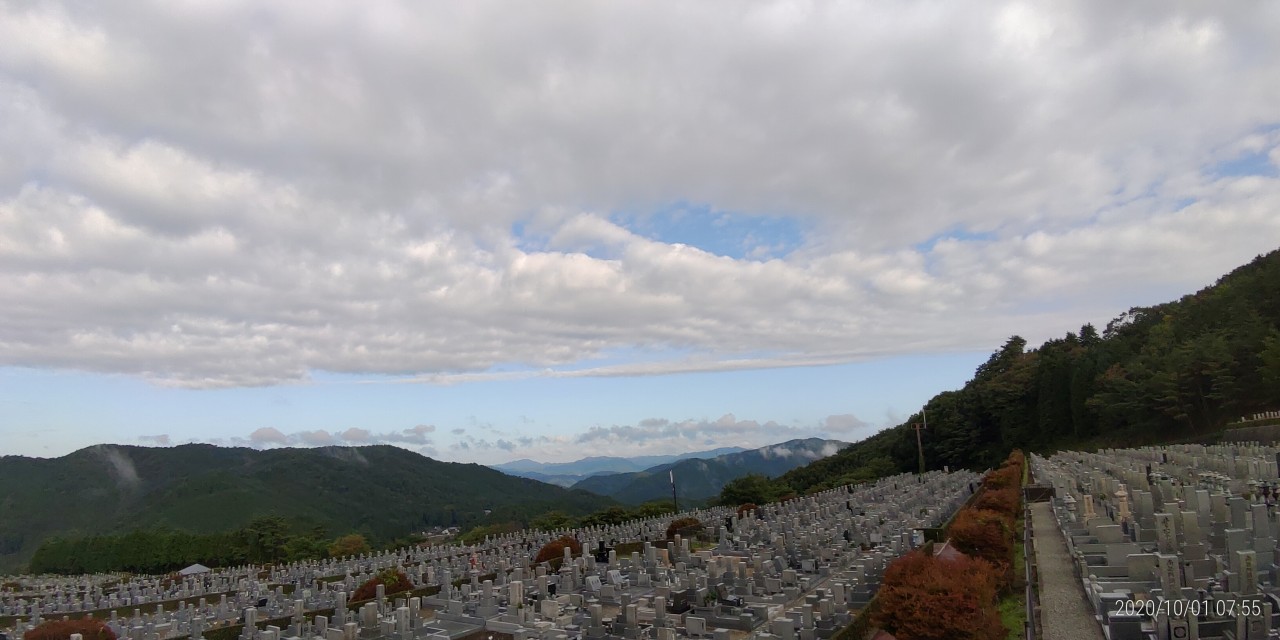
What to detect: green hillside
<box><xmin>0</xmin><ymin>444</ymin><xmax>614</xmax><ymax>573</ymax></box>
<box><xmin>573</xmin><ymin>438</ymin><xmax>846</xmax><ymax>503</ymax></box>
<box><xmin>768</xmin><ymin>249</ymin><xmax>1280</xmax><ymax>497</ymax></box>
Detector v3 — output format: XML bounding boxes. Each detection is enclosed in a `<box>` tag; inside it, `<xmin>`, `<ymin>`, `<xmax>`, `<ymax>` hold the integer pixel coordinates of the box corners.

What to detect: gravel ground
<box><xmin>1030</xmin><ymin>502</ymin><xmax>1106</xmax><ymax>640</ymax></box>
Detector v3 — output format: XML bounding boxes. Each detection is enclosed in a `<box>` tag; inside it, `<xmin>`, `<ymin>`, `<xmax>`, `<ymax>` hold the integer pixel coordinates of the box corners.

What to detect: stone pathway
<box><xmin>1030</xmin><ymin>502</ymin><xmax>1105</xmax><ymax>640</ymax></box>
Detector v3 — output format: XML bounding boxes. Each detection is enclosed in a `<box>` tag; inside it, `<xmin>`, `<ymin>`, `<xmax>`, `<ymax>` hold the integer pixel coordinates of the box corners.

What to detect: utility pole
<box><xmin>670</xmin><ymin>470</ymin><xmax>679</xmax><ymax>513</ymax></box>
<box><xmin>912</xmin><ymin>408</ymin><xmax>927</xmax><ymax>475</ymax></box>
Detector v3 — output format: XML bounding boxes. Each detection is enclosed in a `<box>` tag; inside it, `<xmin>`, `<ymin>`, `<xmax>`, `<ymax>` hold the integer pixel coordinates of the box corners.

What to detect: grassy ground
<box><xmin>1000</xmin><ymin>456</ymin><xmax>1031</xmax><ymax>639</ymax></box>
<box><xmin>999</xmin><ymin>522</ymin><xmax>1028</xmax><ymax>640</ymax></box>
<box><xmin>999</xmin><ymin>590</ymin><xmax>1026</xmax><ymax>640</ymax></box>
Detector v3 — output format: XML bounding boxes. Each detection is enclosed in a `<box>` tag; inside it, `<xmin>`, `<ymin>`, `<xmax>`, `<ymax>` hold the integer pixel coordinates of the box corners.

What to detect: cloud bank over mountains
<box><xmin>1</xmin><ymin>0</ymin><xmax>1278</xmax><ymax>390</ymax></box>
<box><xmin>136</xmin><ymin>412</ymin><xmax>873</xmax><ymax>463</ymax></box>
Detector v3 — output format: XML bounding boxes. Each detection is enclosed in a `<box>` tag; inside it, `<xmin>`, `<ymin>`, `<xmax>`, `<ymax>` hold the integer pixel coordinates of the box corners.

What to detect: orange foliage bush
<box><xmin>871</xmin><ymin>550</ymin><xmax>1005</xmax><ymax>640</ymax></box>
<box><xmin>665</xmin><ymin>517</ymin><xmax>705</xmax><ymax>540</ymax></box>
<box><xmin>949</xmin><ymin>508</ymin><xmax>1016</xmax><ymax>592</ymax></box>
<box><xmin>534</xmin><ymin>536</ymin><xmax>582</xmax><ymax>564</ymax></box>
<box><xmin>1003</xmin><ymin>449</ymin><xmax>1026</xmax><ymax>469</ymax></box>
<box><xmin>950</xmin><ymin>509</ymin><xmax>1013</xmax><ymax>559</ymax></box>
<box><xmin>973</xmin><ymin>487</ymin><xmax>1020</xmax><ymax>517</ymax></box>
<box><xmin>981</xmin><ymin>450</ymin><xmax>1025</xmax><ymax>489</ymax></box>
<box><xmin>982</xmin><ymin>465</ymin><xmax>1020</xmax><ymax>490</ymax></box>
<box><xmin>351</xmin><ymin>568</ymin><xmax>412</xmax><ymax>602</ymax></box>
<box><xmin>24</xmin><ymin>619</ymin><xmax>117</xmax><ymax>640</ymax></box>
<box><xmin>736</xmin><ymin>503</ymin><xmax>758</xmax><ymax>517</ymax></box>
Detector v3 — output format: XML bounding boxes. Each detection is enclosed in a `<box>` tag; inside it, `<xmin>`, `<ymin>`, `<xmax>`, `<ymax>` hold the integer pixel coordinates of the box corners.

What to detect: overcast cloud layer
<box><xmin>2</xmin><ymin>0</ymin><xmax>1279</xmax><ymax>392</ymax></box>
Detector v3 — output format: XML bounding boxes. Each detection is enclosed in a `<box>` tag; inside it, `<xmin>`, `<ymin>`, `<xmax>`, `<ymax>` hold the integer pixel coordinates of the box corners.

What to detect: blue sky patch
<box><xmin>1211</xmin><ymin>125</ymin><xmax>1280</xmax><ymax>179</ymax></box>
<box><xmin>510</xmin><ymin>220</ymin><xmax>547</xmax><ymax>253</ymax></box>
<box><xmin>611</xmin><ymin>202</ymin><xmax>807</xmax><ymax>260</ymax></box>
<box><xmin>1212</xmin><ymin>149</ymin><xmax>1278</xmax><ymax>178</ymax></box>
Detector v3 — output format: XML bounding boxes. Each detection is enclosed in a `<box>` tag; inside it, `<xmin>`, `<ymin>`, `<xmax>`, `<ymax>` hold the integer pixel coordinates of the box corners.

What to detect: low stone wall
<box><xmin>1222</xmin><ymin>423</ymin><xmax>1280</xmax><ymax>443</ymax></box>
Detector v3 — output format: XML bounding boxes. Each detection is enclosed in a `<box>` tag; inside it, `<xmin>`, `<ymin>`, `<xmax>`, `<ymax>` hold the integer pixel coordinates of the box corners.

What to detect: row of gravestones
<box><xmin>1033</xmin><ymin>443</ymin><xmax>1280</xmax><ymax>640</ymax></box>
<box><xmin>1</xmin><ymin>573</ymin><xmax>276</xmax><ymax>617</ymax></box>
<box><xmin>5</xmin><ymin>469</ymin><xmax>980</xmax><ymax>640</ymax></box>
<box><xmin>1</xmin><ymin>506</ymin><xmax>729</xmax><ymax>621</ymax></box>
<box><xmin>4</xmin><ymin>495</ymin><xmax>833</xmax><ymax>623</ymax></box>
<box><xmin>273</xmin><ymin>470</ymin><xmax>980</xmax><ymax>640</ymax></box>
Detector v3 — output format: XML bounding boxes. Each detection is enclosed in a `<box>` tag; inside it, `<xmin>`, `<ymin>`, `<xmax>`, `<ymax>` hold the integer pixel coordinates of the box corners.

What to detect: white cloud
<box><xmin>821</xmin><ymin>414</ymin><xmax>871</xmax><ymax>434</ymax></box>
<box><xmin>0</xmin><ymin>1</ymin><xmax>1276</xmax><ymax>389</ymax></box>
<box><xmin>212</xmin><ymin>411</ymin><xmax>862</xmax><ymax>463</ymax></box>
<box><xmin>248</xmin><ymin>427</ymin><xmax>288</xmax><ymax>445</ymax></box>
<box><xmin>297</xmin><ymin>430</ymin><xmax>335</xmax><ymax>446</ymax></box>
<box><xmin>547</xmin><ymin>412</ymin><xmax>857</xmax><ymax>461</ymax></box>
<box><xmin>339</xmin><ymin>427</ymin><xmax>371</xmax><ymax>443</ymax></box>
<box><xmin>221</xmin><ymin>425</ymin><xmax>439</xmax><ymax>450</ymax></box>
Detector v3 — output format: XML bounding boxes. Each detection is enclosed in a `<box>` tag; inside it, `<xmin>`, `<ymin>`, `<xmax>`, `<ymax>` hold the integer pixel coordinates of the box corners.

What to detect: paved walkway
<box><xmin>1030</xmin><ymin>502</ymin><xmax>1105</xmax><ymax>640</ymax></box>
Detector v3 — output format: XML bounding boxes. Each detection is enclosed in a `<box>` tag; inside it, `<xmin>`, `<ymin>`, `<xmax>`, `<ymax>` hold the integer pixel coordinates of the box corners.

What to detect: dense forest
<box><xmin>2</xmin><ymin>444</ymin><xmax>614</xmax><ymax>574</ymax></box>
<box><xmin>28</xmin><ymin>517</ymin><xmax>387</xmax><ymax>574</ymax></box>
<box><xmin>28</xmin><ymin>501</ymin><xmax>684</xmax><ymax>575</ymax></box>
<box><xmin>723</xmin><ymin>249</ymin><xmax>1280</xmax><ymax>502</ymax></box>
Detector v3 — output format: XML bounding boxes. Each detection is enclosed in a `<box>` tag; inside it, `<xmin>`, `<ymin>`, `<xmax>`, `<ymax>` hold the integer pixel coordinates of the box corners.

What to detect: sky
<box><xmin>2</xmin><ymin>0</ymin><xmax>1279</xmax><ymax>464</ymax></box>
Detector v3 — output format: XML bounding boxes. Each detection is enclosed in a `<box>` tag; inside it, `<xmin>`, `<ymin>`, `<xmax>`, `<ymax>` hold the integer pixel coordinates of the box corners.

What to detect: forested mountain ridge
<box><xmin>0</xmin><ymin>444</ymin><xmax>614</xmax><ymax>573</ymax></box>
<box><xmin>492</xmin><ymin>447</ymin><xmax>746</xmax><ymax>487</ymax></box>
<box><xmin>770</xmin><ymin>249</ymin><xmax>1280</xmax><ymax>497</ymax></box>
<box><xmin>572</xmin><ymin>438</ymin><xmax>846</xmax><ymax>503</ymax></box>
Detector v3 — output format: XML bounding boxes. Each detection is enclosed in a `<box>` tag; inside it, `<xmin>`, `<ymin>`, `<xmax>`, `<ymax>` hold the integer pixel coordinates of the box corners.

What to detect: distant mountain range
<box><xmin>491</xmin><ymin>447</ymin><xmax>746</xmax><ymax>487</ymax></box>
<box><xmin>569</xmin><ymin>438</ymin><xmax>848</xmax><ymax>503</ymax></box>
<box><xmin>0</xmin><ymin>444</ymin><xmax>614</xmax><ymax>574</ymax></box>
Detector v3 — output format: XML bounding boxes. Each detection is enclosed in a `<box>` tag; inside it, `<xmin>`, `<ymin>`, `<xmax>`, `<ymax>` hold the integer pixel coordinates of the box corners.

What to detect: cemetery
<box><xmin>1032</xmin><ymin>442</ymin><xmax>1280</xmax><ymax>640</ymax></box>
<box><xmin>0</xmin><ymin>469</ymin><xmax>979</xmax><ymax>640</ymax></box>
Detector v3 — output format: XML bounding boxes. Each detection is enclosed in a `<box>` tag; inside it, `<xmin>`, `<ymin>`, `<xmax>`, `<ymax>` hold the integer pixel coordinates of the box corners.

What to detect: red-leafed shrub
<box><xmin>534</xmin><ymin>536</ymin><xmax>582</xmax><ymax>564</ymax></box>
<box><xmin>973</xmin><ymin>487</ymin><xmax>1021</xmax><ymax>518</ymax></box>
<box><xmin>665</xmin><ymin>517</ymin><xmax>705</xmax><ymax>540</ymax></box>
<box><xmin>351</xmin><ymin>568</ymin><xmax>412</xmax><ymax>602</ymax></box>
<box><xmin>984</xmin><ymin>450</ymin><xmax>1026</xmax><ymax>490</ymax></box>
<box><xmin>948</xmin><ymin>508</ymin><xmax>1016</xmax><ymax>591</ymax></box>
<box><xmin>1003</xmin><ymin>449</ymin><xmax>1026</xmax><ymax>469</ymax></box>
<box><xmin>736</xmin><ymin>503</ymin><xmax>758</xmax><ymax>517</ymax></box>
<box><xmin>951</xmin><ymin>509</ymin><xmax>1014</xmax><ymax>557</ymax></box>
<box><xmin>871</xmin><ymin>550</ymin><xmax>1005</xmax><ymax>640</ymax></box>
<box><xmin>25</xmin><ymin>619</ymin><xmax>117</xmax><ymax>640</ymax></box>
<box><xmin>982</xmin><ymin>465</ymin><xmax>1020</xmax><ymax>490</ymax></box>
